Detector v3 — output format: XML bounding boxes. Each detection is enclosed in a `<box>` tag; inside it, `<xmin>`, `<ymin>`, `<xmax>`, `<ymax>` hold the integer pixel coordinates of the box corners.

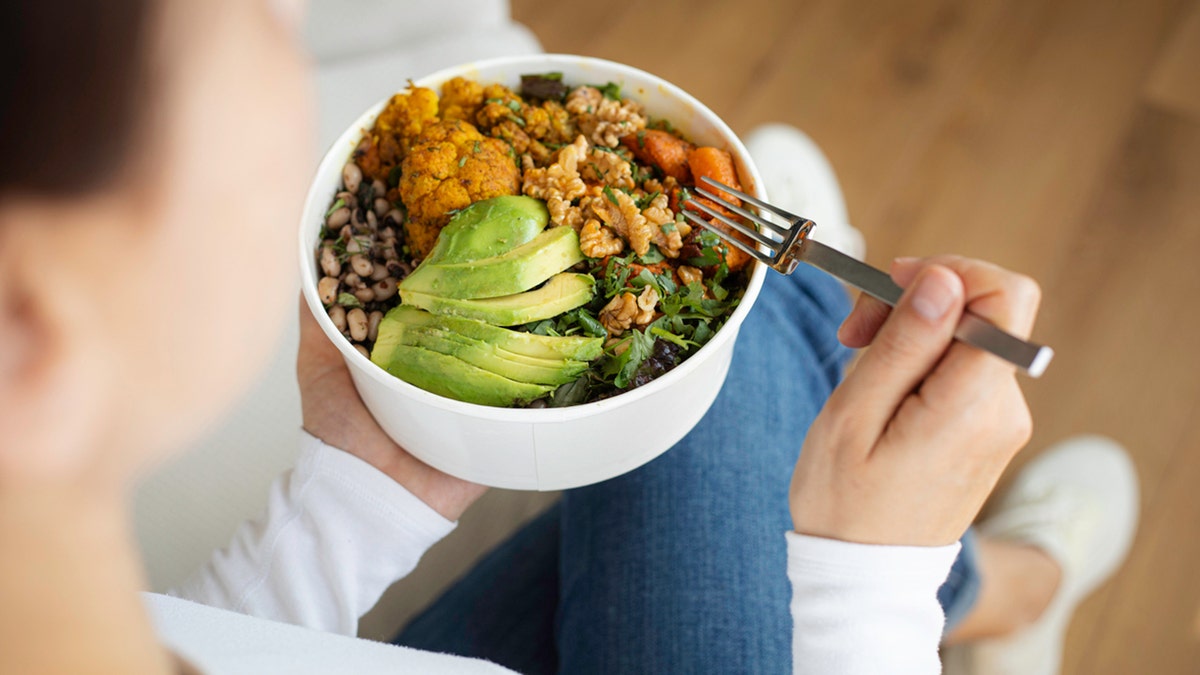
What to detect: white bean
<box><xmin>326</xmin><ymin>207</ymin><xmax>350</xmax><ymax>229</ymax></box>
<box><xmin>372</xmin><ymin>277</ymin><xmax>397</xmax><ymax>301</ymax></box>
<box><xmin>327</xmin><ymin>303</ymin><xmax>347</xmax><ymax>332</ymax></box>
<box><xmin>342</xmin><ymin>162</ymin><xmax>363</xmax><ymax>193</ymax></box>
<box><xmin>320</xmin><ymin>245</ymin><xmax>340</xmax><ymax>277</ymax></box>
<box><xmin>347</xmin><ymin>308</ymin><xmax>368</xmax><ymax>341</ymax></box>
<box><xmin>349</xmin><ymin>254</ymin><xmax>373</xmax><ymax>277</ymax></box>
<box><xmin>317</xmin><ymin>276</ymin><xmax>340</xmax><ymax>305</ymax></box>
<box><xmin>367</xmin><ymin>310</ymin><xmax>383</xmax><ymax>342</ymax></box>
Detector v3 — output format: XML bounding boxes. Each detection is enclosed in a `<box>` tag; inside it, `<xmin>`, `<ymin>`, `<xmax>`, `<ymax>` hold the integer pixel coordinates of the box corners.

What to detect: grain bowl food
<box><xmin>299</xmin><ymin>55</ymin><xmax>767</xmax><ymax>490</ymax></box>
<box><xmin>314</xmin><ymin>72</ymin><xmax>758</xmax><ymax>408</ymax></box>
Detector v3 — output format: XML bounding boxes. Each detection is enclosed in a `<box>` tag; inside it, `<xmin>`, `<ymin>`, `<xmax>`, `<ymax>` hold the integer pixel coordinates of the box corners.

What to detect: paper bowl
<box><xmin>299</xmin><ymin>54</ymin><xmax>767</xmax><ymax>490</ymax></box>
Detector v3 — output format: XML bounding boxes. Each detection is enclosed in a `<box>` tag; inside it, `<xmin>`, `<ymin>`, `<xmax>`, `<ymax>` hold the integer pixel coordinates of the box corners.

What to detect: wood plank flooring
<box><xmin>509</xmin><ymin>0</ymin><xmax>1200</xmax><ymax>672</ymax></box>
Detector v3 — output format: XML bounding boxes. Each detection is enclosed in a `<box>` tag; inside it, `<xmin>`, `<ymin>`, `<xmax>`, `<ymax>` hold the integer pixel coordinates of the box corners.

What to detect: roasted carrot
<box><xmin>621</xmin><ymin>129</ymin><xmax>693</xmax><ymax>183</ymax></box>
<box><xmin>686</xmin><ymin>146</ymin><xmax>741</xmax><ymax>207</ymax></box>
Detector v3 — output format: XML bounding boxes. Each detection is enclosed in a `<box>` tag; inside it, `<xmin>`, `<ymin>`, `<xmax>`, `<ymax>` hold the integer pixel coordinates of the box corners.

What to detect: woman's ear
<box><xmin>0</xmin><ymin>204</ymin><xmax>114</xmax><ymax>484</ymax></box>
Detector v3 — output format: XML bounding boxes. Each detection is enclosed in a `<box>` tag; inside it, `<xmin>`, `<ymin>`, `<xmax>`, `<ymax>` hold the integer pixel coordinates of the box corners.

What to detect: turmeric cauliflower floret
<box><xmin>357</xmin><ymin>86</ymin><xmax>439</xmax><ymax>182</ymax></box>
<box><xmin>440</xmin><ymin>76</ymin><xmax>484</xmax><ymax>122</ymax></box>
<box><xmin>399</xmin><ymin>119</ymin><xmax>520</xmax><ymax>258</ymax></box>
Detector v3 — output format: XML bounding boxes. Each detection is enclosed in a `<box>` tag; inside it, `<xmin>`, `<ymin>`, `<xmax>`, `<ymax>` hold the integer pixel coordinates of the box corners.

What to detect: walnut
<box><xmin>677</xmin><ymin>265</ymin><xmax>704</xmax><ymax>286</ymax></box>
<box><xmin>599</xmin><ymin>292</ymin><xmax>638</xmax><ymax>336</ymax></box>
<box><xmin>565</xmin><ymin>86</ymin><xmax>647</xmax><ymax>148</ymax></box>
<box><xmin>579</xmin><ymin>218</ymin><xmax>624</xmax><ymax>258</ymax></box>
<box><xmin>523</xmin><ymin>135</ymin><xmax>589</xmax><ymax>227</ymax></box>
<box><xmin>591</xmin><ymin>188</ymin><xmax>653</xmax><ymax>256</ymax></box>
<box><xmin>641</xmin><ymin>192</ymin><xmax>687</xmax><ymax>257</ymax></box>
<box><xmin>580</xmin><ymin>147</ymin><xmax>635</xmax><ymax>189</ymax></box>
<box><xmin>635</xmin><ymin>285</ymin><xmax>659</xmax><ymax>324</ymax></box>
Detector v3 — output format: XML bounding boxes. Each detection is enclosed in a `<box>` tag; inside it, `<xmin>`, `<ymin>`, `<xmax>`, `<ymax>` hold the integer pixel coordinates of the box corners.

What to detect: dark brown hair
<box><xmin>0</xmin><ymin>0</ymin><xmax>152</xmax><ymax>196</ymax></box>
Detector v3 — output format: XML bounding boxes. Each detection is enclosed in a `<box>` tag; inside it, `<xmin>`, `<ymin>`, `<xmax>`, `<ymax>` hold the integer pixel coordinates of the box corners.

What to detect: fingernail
<box><xmin>894</xmin><ymin>256</ymin><xmax>918</xmax><ymax>265</ymax></box>
<box><xmin>910</xmin><ymin>271</ymin><xmax>955</xmax><ymax>320</ymax></box>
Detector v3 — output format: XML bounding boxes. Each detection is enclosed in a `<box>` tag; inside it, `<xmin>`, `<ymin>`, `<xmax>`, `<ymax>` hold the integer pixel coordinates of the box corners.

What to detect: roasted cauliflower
<box><xmin>398</xmin><ymin>119</ymin><xmax>520</xmax><ymax>258</ymax></box>
<box><xmin>355</xmin><ymin>85</ymin><xmax>439</xmax><ymax>183</ymax></box>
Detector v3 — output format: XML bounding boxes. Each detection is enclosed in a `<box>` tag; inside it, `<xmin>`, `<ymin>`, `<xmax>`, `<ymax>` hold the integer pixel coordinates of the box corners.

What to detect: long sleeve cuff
<box><xmin>787</xmin><ymin>532</ymin><xmax>960</xmax><ymax>675</ymax></box>
<box><xmin>171</xmin><ymin>431</ymin><xmax>456</xmax><ymax>636</ymax></box>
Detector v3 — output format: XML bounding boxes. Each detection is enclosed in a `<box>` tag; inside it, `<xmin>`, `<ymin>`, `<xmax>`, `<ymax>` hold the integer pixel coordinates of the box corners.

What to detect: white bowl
<box><xmin>300</xmin><ymin>54</ymin><xmax>767</xmax><ymax>490</ymax></box>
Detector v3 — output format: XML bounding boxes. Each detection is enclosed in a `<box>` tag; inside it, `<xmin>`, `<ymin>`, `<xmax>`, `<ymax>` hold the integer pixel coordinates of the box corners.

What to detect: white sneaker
<box><xmin>743</xmin><ymin>124</ymin><xmax>866</xmax><ymax>260</ymax></box>
<box><xmin>942</xmin><ymin>436</ymin><xmax>1140</xmax><ymax>675</ymax></box>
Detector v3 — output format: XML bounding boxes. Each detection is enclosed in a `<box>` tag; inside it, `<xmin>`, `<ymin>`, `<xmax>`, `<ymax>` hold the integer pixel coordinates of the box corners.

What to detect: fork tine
<box><xmin>686</xmin><ymin>198</ymin><xmax>781</xmax><ymax>250</ymax></box>
<box><xmin>699</xmin><ymin>176</ymin><xmax>807</xmax><ymax>226</ymax></box>
<box><xmin>681</xmin><ymin>211</ymin><xmax>775</xmax><ymax>265</ymax></box>
<box><xmin>694</xmin><ymin>186</ymin><xmax>792</xmax><ymax>238</ymax></box>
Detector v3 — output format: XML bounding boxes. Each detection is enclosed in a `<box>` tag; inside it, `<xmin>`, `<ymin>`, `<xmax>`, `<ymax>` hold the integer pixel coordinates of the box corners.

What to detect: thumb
<box><xmin>828</xmin><ymin>265</ymin><xmax>964</xmax><ymax>442</ymax></box>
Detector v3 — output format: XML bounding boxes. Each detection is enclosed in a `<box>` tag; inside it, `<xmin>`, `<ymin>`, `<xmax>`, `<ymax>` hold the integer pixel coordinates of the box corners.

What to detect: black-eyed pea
<box><xmin>343</xmin><ymin>272</ymin><xmax>362</xmax><ymax>288</ymax></box>
<box><xmin>349</xmin><ymin>254</ymin><xmax>373</xmax><ymax>277</ymax></box>
<box><xmin>327</xmin><ymin>303</ymin><xmax>348</xmax><ymax>332</ymax></box>
<box><xmin>374</xmin><ymin>198</ymin><xmax>390</xmax><ymax>218</ymax></box>
<box><xmin>345</xmin><ymin>236</ymin><xmax>363</xmax><ymax>254</ymax></box>
<box><xmin>353</xmin><ymin>344</ymin><xmax>370</xmax><ymax>359</ymax></box>
<box><xmin>318</xmin><ymin>276</ymin><xmax>340</xmax><ymax>305</ymax></box>
<box><xmin>336</xmin><ymin>190</ymin><xmax>358</xmax><ymax>211</ymax></box>
<box><xmin>367</xmin><ymin>310</ymin><xmax>383</xmax><ymax>342</ymax></box>
<box><xmin>366</xmin><ymin>210</ymin><xmax>378</xmax><ymax>229</ymax></box>
<box><xmin>372</xmin><ymin>277</ymin><xmax>398</xmax><ymax>301</ymax></box>
<box><xmin>370</xmin><ymin>262</ymin><xmax>390</xmax><ymax>281</ymax></box>
<box><xmin>320</xmin><ymin>245</ymin><xmax>340</xmax><ymax>277</ymax></box>
<box><xmin>371</xmin><ymin>179</ymin><xmax>386</xmax><ymax>198</ymax></box>
<box><xmin>347</xmin><ymin>308</ymin><xmax>368</xmax><ymax>341</ymax></box>
<box><xmin>384</xmin><ymin>209</ymin><xmax>404</xmax><ymax>226</ymax></box>
<box><xmin>353</xmin><ymin>287</ymin><xmax>375</xmax><ymax>304</ymax></box>
<box><xmin>326</xmin><ymin>206</ymin><xmax>351</xmax><ymax>229</ymax></box>
<box><xmin>342</xmin><ymin>162</ymin><xmax>363</xmax><ymax>194</ymax></box>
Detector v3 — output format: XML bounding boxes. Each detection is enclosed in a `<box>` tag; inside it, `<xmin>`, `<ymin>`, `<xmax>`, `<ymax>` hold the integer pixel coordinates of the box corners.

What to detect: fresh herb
<box><xmin>473</xmin><ymin>141</ymin><xmax>481</xmax><ymax>153</ymax></box>
<box><xmin>688</xmin><ymin>229</ymin><xmax>728</xmax><ymax>267</ymax></box>
<box><xmin>528</xmin><ymin>319</ymin><xmax>560</xmax><ymax>336</ymax></box>
<box><xmin>635</xmin><ymin>190</ymin><xmax>661</xmax><ymax>209</ymax></box>
<box><xmin>336</xmin><ymin>293</ymin><xmax>363</xmax><ymax>309</ymax></box>
<box><xmin>387</xmin><ymin>165</ymin><xmax>403</xmax><ymax>188</ymax></box>
<box><xmin>660</xmin><ymin>221</ymin><xmax>677</xmax><ymax>234</ymax></box>
<box><xmin>592</xmin><ymin>81</ymin><xmax>622</xmax><ymax>100</ymax></box>
<box><xmin>603</xmin><ymin>328</ymin><xmax>655</xmax><ymax>388</ymax></box>
<box><xmin>575</xmin><ymin>308</ymin><xmax>607</xmax><ymax>338</ymax></box>
<box><xmin>506</xmin><ymin>99</ymin><xmax>522</xmax><ymax>112</ymax></box>
<box><xmin>506</xmin><ymin>114</ymin><xmax>526</xmax><ymax>127</ymax></box>
<box><xmin>638</xmin><ymin>245</ymin><xmax>665</xmax><ymax>265</ymax></box>
<box><xmin>325</xmin><ymin>198</ymin><xmax>345</xmax><ymax>218</ymax></box>
<box><xmin>636</xmin><ymin>130</ymin><xmax>646</xmax><ymax>148</ymax></box>
<box><xmin>548</xmin><ymin>375</ymin><xmax>591</xmax><ymax>407</ymax></box>
<box><xmin>603</xmin><ymin>185</ymin><xmax>619</xmax><ymax>206</ymax></box>
<box><xmin>457</xmin><ymin>156</ymin><xmax>467</xmax><ymax>167</ymax></box>
<box><xmin>650</xmin><ymin>326</ymin><xmax>698</xmax><ymax>350</ymax></box>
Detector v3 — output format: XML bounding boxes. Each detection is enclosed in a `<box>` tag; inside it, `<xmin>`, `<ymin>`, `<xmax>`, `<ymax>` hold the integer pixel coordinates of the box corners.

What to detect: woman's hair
<box><xmin>0</xmin><ymin>0</ymin><xmax>152</xmax><ymax>196</ymax></box>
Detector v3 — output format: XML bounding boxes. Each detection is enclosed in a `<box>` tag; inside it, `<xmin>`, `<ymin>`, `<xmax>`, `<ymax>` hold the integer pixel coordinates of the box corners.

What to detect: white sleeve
<box><xmin>787</xmin><ymin>531</ymin><xmax>960</xmax><ymax>675</ymax></box>
<box><xmin>170</xmin><ymin>431</ymin><xmax>456</xmax><ymax>636</ymax></box>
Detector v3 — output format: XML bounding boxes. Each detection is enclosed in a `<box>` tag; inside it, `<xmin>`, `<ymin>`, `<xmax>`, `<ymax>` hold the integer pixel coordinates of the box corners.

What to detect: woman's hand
<box><xmin>296</xmin><ymin>303</ymin><xmax>487</xmax><ymax>521</ymax></box>
<box><xmin>791</xmin><ymin>256</ymin><xmax>1041</xmax><ymax>546</ymax></box>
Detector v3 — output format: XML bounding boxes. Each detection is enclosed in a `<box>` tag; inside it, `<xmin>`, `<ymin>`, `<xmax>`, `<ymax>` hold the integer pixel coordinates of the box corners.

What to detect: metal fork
<box><xmin>682</xmin><ymin>176</ymin><xmax>1054</xmax><ymax>377</ymax></box>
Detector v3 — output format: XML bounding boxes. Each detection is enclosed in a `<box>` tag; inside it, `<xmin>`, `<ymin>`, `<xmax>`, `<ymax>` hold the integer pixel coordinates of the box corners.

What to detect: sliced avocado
<box><xmin>401</xmin><ymin>272</ymin><xmax>595</xmax><ymax>326</ymax></box>
<box><xmin>400</xmin><ymin>226</ymin><xmax>584</xmax><ymax>299</ymax></box>
<box><xmin>383</xmin><ymin>344</ymin><xmax>554</xmax><ymax>407</ymax></box>
<box><xmin>397</xmin><ymin>326</ymin><xmax>588</xmax><ymax>385</ymax></box>
<box><xmin>385</xmin><ymin>305</ymin><xmax>603</xmax><ymax>361</ymax></box>
<box><xmin>423</xmin><ymin>196</ymin><xmax>549</xmax><ymax>265</ymax></box>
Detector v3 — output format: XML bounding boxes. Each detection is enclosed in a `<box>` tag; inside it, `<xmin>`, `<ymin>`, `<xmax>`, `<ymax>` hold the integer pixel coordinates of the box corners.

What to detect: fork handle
<box><xmin>795</xmin><ymin>239</ymin><xmax>1054</xmax><ymax>377</ymax></box>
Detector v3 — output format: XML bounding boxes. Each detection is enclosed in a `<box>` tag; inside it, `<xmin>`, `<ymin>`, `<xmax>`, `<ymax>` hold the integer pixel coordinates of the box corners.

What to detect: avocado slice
<box><xmin>397</xmin><ymin>326</ymin><xmax>588</xmax><ymax>385</ymax></box>
<box><xmin>423</xmin><ymin>196</ymin><xmax>549</xmax><ymax>265</ymax></box>
<box><xmin>401</xmin><ymin>272</ymin><xmax>595</xmax><ymax>326</ymax></box>
<box><xmin>384</xmin><ymin>305</ymin><xmax>603</xmax><ymax>361</ymax></box>
<box><xmin>382</xmin><ymin>344</ymin><xmax>555</xmax><ymax>407</ymax></box>
<box><xmin>400</xmin><ymin>226</ymin><xmax>585</xmax><ymax>299</ymax></box>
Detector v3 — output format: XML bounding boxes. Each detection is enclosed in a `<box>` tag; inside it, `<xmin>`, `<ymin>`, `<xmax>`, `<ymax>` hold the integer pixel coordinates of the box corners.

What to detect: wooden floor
<box><xmin>510</xmin><ymin>0</ymin><xmax>1200</xmax><ymax>672</ymax></box>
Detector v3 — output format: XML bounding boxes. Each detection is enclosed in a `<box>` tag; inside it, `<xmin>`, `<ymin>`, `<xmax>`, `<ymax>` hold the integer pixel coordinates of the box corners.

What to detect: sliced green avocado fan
<box><xmin>371</xmin><ymin>196</ymin><xmax>602</xmax><ymax>407</ymax></box>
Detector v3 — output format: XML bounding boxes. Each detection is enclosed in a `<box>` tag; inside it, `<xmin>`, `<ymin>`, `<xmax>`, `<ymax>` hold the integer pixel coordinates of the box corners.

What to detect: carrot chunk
<box><xmin>686</xmin><ymin>146</ymin><xmax>741</xmax><ymax>207</ymax></box>
<box><xmin>621</xmin><ymin>130</ymin><xmax>693</xmax><ymax>183</ymax></box>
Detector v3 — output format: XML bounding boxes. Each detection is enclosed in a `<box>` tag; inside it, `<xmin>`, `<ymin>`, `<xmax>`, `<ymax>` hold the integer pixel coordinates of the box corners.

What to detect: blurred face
<box><xmin>122</xmin><ymin>0</ymin><xmax>314</xmax><ymax>458</ymax></box>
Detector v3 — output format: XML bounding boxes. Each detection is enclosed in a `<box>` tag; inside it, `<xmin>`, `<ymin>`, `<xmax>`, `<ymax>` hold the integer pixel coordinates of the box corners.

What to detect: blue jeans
<box><xmin>393</xmin><ymin>265</ymin><xmax>981</xmax><ymax>673</ymax></box>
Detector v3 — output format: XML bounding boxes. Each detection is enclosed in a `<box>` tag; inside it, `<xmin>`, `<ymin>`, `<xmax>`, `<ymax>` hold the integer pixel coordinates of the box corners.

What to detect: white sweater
<box><xmin>155</xmin><ymin>432</ymin><xmax>958</xmax><ymax>673</ymax></box>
